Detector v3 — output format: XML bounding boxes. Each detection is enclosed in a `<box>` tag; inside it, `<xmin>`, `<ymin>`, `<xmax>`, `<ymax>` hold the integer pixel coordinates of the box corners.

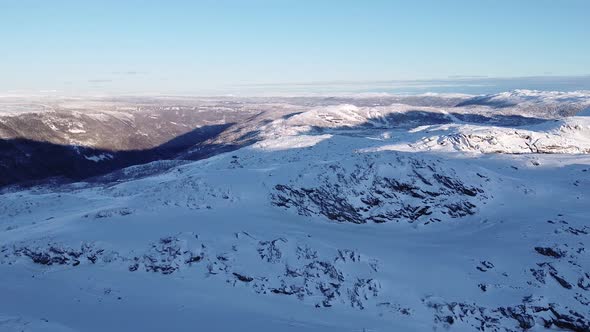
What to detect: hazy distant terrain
<box><xmin>1</xmin><ymin>91</ymin><xmax>588</xmax><ymax>187</ymax></box>
<box><xmin>1</xmin><ymin>90</ymin><xmax>590</xmax><ymax>331</ymax></box>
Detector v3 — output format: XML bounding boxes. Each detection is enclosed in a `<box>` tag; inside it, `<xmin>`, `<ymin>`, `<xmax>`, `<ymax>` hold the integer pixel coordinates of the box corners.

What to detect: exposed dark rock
<box><xmin>8</xmin><ymin>243</ymin><xmax>107</xmax><ymax>267</ymax></box>
<box><xmin>535</xmin><ymin>262</ymin><xmax>573</xmax><ymax>289</ymax></box>
<box><xmin>433</xmin><ymin>174</ymin><xmax>481</xmax><ymax>197</ymax></box>
<box><xmin>233</xmin><ymin>272</ymin><xmax>254</xmax><ymax>282</ymax></box>
<box><xmin>477</xmin><ymin>260</ymin><xmax>495</xmax><ymax>272</ymax></box>
<box><xmin>535</xmin><ymin>246</ymin><xmax>566</xmax><ymax>258</ymax></box>
<box><xmin>426</xmin><ymin>296</ymin><xmax>590</xmax><ymax>332</ymax></box>
<box><xmin>578</xmin><ymin>273</ymin><xmax>590</xmax><ymax>291</ymax></box>
<box><xmin>272</xmin><ymin>156</ymin><xmax>485</xmax><ymax>224</ymax></box>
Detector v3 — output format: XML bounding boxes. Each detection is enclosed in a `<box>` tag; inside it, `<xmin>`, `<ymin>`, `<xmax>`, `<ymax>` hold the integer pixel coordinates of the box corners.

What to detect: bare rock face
<box><xmin>272</xmin><ymin>154</ymin><xmax>486</xmax><ymax>224</ymax></box>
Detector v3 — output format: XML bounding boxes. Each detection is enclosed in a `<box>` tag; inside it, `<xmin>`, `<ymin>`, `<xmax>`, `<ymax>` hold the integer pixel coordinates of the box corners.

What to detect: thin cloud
<box><xmin>88</xmin><ymin>79</ymin><xmax>113</xmax><ymax>83</ymax></box>
<box><xmin>112</xmin><ymin>71</ymin><xmax>148</xmax><ymax>76</ymax></box>
<box><xmin>447</xmin><ymin>75</ymin><xmax>489</xmax><ymax>79</ymax></box>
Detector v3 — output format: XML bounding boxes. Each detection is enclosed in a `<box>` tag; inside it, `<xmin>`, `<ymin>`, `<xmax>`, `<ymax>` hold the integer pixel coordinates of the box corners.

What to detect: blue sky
<box><xmin>1</xmin><ymin>0</ymin><xmax>589</xmax><ymax>94</ymax></box>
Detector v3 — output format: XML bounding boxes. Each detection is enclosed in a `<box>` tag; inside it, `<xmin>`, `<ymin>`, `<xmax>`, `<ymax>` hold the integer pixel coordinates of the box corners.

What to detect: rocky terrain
<box><xmin>0</xmin><ymin>90</ymin><xmax>589</xmax><ymax>331</ymax></box>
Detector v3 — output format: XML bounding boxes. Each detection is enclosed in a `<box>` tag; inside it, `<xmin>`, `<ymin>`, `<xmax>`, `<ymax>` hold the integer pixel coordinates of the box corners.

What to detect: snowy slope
<box><xmin>457</xmin><ymin>89</ymin><xmax>590</xmax><ymax>116</ymax></box>
<box><xmin>371</xmin><ymin>116</ymin><xmax>590</xmax><ymax>154</ymax></box>
<box><xmin>1</xmin><ymin>94</ymin><xmax>590</xmax><ymax>331</ymax></box>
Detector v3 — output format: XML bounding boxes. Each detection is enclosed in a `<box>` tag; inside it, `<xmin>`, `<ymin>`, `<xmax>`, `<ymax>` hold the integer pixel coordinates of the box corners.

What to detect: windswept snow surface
<box><xmin>1</xmin><ymin>91</ymin><xmax>590</xmax><ymax>331</ymax></box>
<box><xmin>368</xmin><ymin>116</ymin><xmax>590</xmax><ymax>154</ymax></box>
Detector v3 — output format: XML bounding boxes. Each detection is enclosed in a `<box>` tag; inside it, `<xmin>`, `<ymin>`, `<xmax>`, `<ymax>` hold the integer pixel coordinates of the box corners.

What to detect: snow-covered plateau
<box><xmin>0</xmin><ymin>90</ymin><xmax>589</xmax><ymax>331</ymax></box>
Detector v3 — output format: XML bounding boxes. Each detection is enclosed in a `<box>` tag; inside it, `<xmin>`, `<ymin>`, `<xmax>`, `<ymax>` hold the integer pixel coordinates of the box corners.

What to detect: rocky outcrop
<box><xmin>1</xmin><ymin>233</ymin><xmax>383</xmax><ymax>310</ymax></box>
<box><xmin>425</xmin><ymin>295</ymin><xmax>590</xmax><ymax>332</ymax></box>
<box><xmin>272</xmin><ymin>154</ymin><xmax>486</xmax><ymax>224</ymax></box>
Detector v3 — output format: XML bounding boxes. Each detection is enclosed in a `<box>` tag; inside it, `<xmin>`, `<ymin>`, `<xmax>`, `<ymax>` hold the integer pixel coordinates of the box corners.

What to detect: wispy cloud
<box><xmin>88</xmin><ymin>79</ymin><xmax>113</xmax><ymax>83</ymax></box>
<box><xmin>112</xmin><ymin>71</ymin><xmax>148</xmax><ymax>76</ymax></box>
<box><xmin>447</xmin><ymin>75</ymin><xmax>489</xmax><ymax>79</ymax></box>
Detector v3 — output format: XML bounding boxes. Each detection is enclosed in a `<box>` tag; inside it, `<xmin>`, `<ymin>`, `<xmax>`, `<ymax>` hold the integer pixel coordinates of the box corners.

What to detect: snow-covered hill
<box><xmin>457</xmin><ymin>90</ymin><xmax>590</xmax><ymax>116</ymax></box>
<box><xmin>1</xmin><ymin>92</ymin><xmax>589</xmax><ymax>331</ymax></box>
<box><xmin>368</xmin><ymin>116</ymin><xmax>590</xmax><ymax>155</ymax></box>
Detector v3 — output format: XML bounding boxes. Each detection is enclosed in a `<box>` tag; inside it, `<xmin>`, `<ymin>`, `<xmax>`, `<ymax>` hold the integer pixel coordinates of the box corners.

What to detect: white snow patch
<box><xmin>68</xmin><ymin>128</ymin><xmax>86</xmax><ymax>134</ymax></box>
<box><xmin>253</xmin><ymin>134</ymin><xmax>332</xmax><ymax>151</ymax></box>
<box><xmin>84</xmin><ymin>153</ymin><xmax>113</xmax><ymax>162</ymax></box>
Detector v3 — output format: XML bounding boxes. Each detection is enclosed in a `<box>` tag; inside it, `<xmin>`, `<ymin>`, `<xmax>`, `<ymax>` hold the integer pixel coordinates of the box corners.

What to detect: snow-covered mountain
<box><xmin>457</xmin><ymin>89</ymin><xmax>590</xmax><ymax>116</ymax></box>
<box><xmin>1</xmin><ymin>91</ymin><xmax>589</xmax><ymax>331</ymax></box>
